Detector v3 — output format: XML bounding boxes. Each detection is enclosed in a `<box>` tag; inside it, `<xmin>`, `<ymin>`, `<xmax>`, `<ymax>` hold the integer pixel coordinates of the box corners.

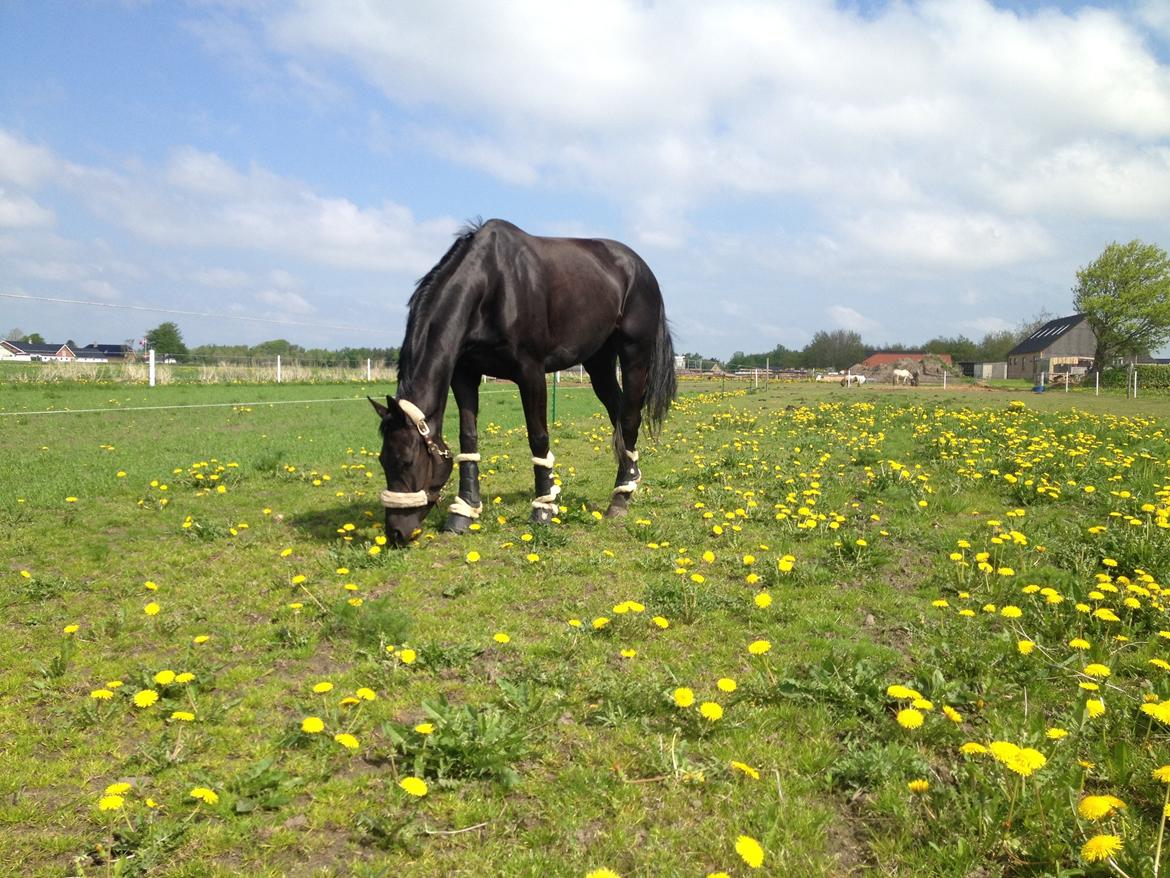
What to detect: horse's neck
<box><xmin>399</xmin><ymin>283</ymin><xmax>480</xmax><ymax>424</ymax></box>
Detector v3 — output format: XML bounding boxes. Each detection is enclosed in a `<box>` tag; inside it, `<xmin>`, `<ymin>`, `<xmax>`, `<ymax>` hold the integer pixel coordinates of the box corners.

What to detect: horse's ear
<box><xmin>368</xmin><ymin>396</ymin><xmax>390</xmax><ymax>418</ymax></box>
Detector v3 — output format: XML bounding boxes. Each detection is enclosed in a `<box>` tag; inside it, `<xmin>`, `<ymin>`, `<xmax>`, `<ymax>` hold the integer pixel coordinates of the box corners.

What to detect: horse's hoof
<box><xmin>531</xmin><ymin>507</ymin><xmax>554</xmax><ymax>526</ymax></box>
<box><xmin>604</xmin><ymin>502</ymin><xmax>629</xmax><ymax>519</ymax></box>
<box><xmin>442</xmin><ymin>513</ymin><xmax>472</xmax><ymax>534</ymax></box>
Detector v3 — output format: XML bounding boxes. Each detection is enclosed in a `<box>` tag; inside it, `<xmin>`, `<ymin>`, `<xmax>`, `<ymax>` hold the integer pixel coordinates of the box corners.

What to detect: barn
<box><xmin>1006</xmin><ymin>314</ymin><xmax>1096</xmax><ymax>380</ymax></box>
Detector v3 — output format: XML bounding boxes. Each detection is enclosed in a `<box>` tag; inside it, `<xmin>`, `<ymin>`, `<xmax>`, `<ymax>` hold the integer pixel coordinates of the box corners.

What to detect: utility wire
<box><xmin>0</xmin><ymin>291</ymin><xmax>393</xmax><ymax>335</ymax></box>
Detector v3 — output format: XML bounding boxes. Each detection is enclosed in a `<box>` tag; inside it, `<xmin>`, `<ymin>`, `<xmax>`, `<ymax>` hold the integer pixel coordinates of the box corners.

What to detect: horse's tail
<box><xmin>643</xmin><ymin>300</ymin><xmax>677</xmax><ymax>438</ymax></box>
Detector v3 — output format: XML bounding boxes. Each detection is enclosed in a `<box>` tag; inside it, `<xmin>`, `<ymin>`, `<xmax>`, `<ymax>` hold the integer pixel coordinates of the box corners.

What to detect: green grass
<box><xmin>2</xmin><ymin>377</ymin><xmax>1168</xmax><ymax>876</ymax></box>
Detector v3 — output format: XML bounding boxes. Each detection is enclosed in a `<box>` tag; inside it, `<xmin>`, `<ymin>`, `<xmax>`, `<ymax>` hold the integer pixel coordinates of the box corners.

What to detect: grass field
<box><xmin>2</xmin><ymin>378</ymin><xmax>1169</xmax><ymax>877</ymax></box>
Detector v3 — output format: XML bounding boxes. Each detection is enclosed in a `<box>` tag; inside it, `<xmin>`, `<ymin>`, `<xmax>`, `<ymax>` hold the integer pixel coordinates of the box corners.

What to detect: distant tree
<box><xmin>923</xmin><ymin>335</ymin><xmax>978</xmax><ymax>362</ymax></box>
<box><xmin>802</xmin><ymin>329</ymin><xmax>866</xmax><ymax>370</ymax></box>
<box><xmin>4</xmin><ymin>327</ymin><xmax>24</xmax><ymax>341</ymax></box>
<box><xmin>975</xmin><ymin>330</ymin><xmax>1018</xmax><ymax>362</ymax></box>
<box><xmin>250</xmin><ymin>339</ymin><xmax>303</xmax><ymax>358</ymax></box>
<box><xmin>22</xmin><ymin>332</ymin><xmax>45</xmax><ymax>344</ymax></box>
<box><xmin>1073</xmin><ymin>240</ymin><xmax>1170</xmax><ymax>372</ymax></box>
<box><xmin>145</xmin><ymin>322</ymin><xmax>189</xmax><ymax>361</ymax></box>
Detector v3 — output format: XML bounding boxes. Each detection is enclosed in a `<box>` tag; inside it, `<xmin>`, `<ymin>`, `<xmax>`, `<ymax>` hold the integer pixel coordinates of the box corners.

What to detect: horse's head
<box><xmin>911</xmin><ymin>371</ymin><xmax>920</xmax><ymax>386</ymax></box>
<box><xmin>369</xmin><ymin>396</ymin><xmax>454</xmax><ymax>545</ymax></box>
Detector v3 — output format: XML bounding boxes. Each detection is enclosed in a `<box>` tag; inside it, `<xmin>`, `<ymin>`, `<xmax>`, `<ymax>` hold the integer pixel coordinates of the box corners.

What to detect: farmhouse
<box><xmin>0</xmin><ymin>340</ymin><xmax>77</xmax><ymax>361</ymax></box>
<box><xmin>1006</xmin><ymin>314</ymin><xmax>1096</xmax><ymax>380</ymax></box>
<box><xmin>0</xmin><ymin>340</ymin><xmax>134</xmax><ymax>363</ymax></box>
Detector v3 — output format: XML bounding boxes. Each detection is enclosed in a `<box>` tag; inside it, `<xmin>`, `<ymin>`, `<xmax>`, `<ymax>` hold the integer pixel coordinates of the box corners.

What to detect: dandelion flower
<box><xmin>747</xmin><ymin>639</ymin><xmax>771</xmax><ymax>655</ymax></box>
<box><xmin>143</xmin><ymin>602</ymin><xmax>160</xmax><ymax>616</ymax></box>
<box><xmin>1080</xmin><ymin>834</ymin><xmax>1122</xmax><ymax>863</ymax></box>
<box><xmin>1077</xmin><ymin>795</ymin><xmax>1125</xmax><ymax>820</ymax></box>
<box><xmin>584</xmin><ymin>870</ymin><xmax>621</xmax><ymax>878</ymax></box>
<box><xmin>1017</xmin><ymin>640</ymin><xmax>1035</xmax><ymax>655</ymax></box>
<box><xmin>301</xmin><ymin>716</ymin><xmax>324</xmax><ymax>734</ymax></box>
<box><xmin>592</xmin><ymin>617</ymin><xmax>610</xmax><ymax>630</ymax></box>
<box><xmin>312</xmin><ymin>681</ymin><xmax>333</xmax><ymax>693</ymax></box>
<box><xmin>1082</xmin><ymin>663</ymin><xmax>1111</xmax><ymax>678</ymax></box>
<box><xmin>154</xmin><ymin>669</ymin><xmax>176</xmax><ymax>686</ymax></box>
<box><xmin>169</xmin><ymin>710</ymin><xmax>195</xmax><ymax>722</ymax></box>
<box><xmin>334</xmin><ymin>733</ymin><xmax>359</xmax><ymax>750</ymax></box>
<box><xmin>493</xmin><ymin>632</ymin><xmax>511</xmax><ymax>644</ymax></box>
<box><xmin>90</xmin><ymin>689</ymin><xmax>113</xmax><ymax>700</ymax></box>
<box><xmin>735</xmin><ymin>834</ymin><xmax>765</xmax><ymax>869</ymax></box>
<box><xmin>717</xmin><ymin>677</ymin><xmax>737</xmax><ymax>693</ymax></box>
<box><xmin>105</xmin><ymin>782</ymin><xmax>131</xmax><ymax>796</ymax></box>
<box><xmin>652</xmin><ymin>616</ymin><xmax>670</xmax><ymax>629</ymax></box>
<box><xmin>398</xmin><ymin>648</ymin><xmax>417</xmax><ymax>664</ymax></box>
<box><xmin>673</xmin><ymin>687</ymin><xmax>695</xmax><ymax>708</ymax></box>
<box><xmin>907</xmin><ymin>779</ymin><xmax>930</xmax><ymax>793</ymax></box>
<box><xmin>132</xmin><ymin>689</ymin><xmax>159</xmax><ymax>708</ymax></box>
<box><xmin>730</xmin><ymin>760</ymin><xmax>760</xmax><ymax>780</ymax></box>
<box><xmin>399</xmin><ymin>776</ymin><xmax>428</xmax><ymax>797</ymax></box>
<box><xmin>1086</xmin><ymin>699</ymin><xmax>1106</xmax><ymax>718</ymax></box>
<box><xmin>896</xmin><ymin>708</ymin><xmax>924</xmax><ymax>729</ymax></box>
<box><xmin>699</xmin><ymin>702</ymin><xmax>724</xmax><ymax>721</ymax></box>
<box><xmin>414</xmin><ymin>722</ymin><xmax>435</xmax><ymax>735</ymax></box>
<box><xmin>189</xmin><ymin>787</ymin><xmax>219</xmax><ymax>805</ymax></box>
<box><xmin>942</xmin><ymin>705</ymin><xmax>962</xmax><ymax>723</ymax></box>
<box><xmin>1046</xmin><ymin>727</ymin><xmax>1069</xmax><ymax>740</ymax></box>
<box><xmin>960</xmin><ymin>742</ymin><xmax>988</xmax><ymax>755</ymax></box>
<box><xmin>356</xmin><ymin>687</ymin><xmax>377</xmax><ymax>701</ymax></box>
<box><xmin>98</xmin><ymin>795</ymin><xmax>124</xmax><ymax>811</ymax></box>
<box><xmin>753</xmin><ymin>592</ymin><xmax>772</xmax><ymax>608</ymax></box>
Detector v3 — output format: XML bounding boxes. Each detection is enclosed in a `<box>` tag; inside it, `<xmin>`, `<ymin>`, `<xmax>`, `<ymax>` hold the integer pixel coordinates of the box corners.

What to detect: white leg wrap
<box><xmin>612</xmin><ymin>482</ymin><xmax>638</xmax><ymax>496</ymax></box>
<box><xmin>531</xmin><ymin>484</ymin><xmax>562</xmax><ymax>512</ymax></box>
<box><xmin>454</xmin><ymin>453</ymin><xmax>481</xmax><ymax>463</ymax></box>
<box><xmin>381</xmin><ymin>489</ymin><xmax>429</xmax><ymax>508</ymax></box>
<box><xmin>531</xmin><ymin>451</ymin><xmax>555</xmax><ymax>469</ymax></box>
<box><xmin>448</xmin><ymin>496</ymin><xmax>483</xmax><ymax>519</ymax></box>
<box><xmin>625</xmin><ymin>449</ymin><xmax>638</xmax><ymax>462</ymax></box>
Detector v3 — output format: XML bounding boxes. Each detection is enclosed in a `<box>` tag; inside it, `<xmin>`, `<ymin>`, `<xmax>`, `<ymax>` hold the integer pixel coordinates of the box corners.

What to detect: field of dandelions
<box><xmin>2</xmin><ymin>378</ymin><xmax>1168</xmax><ymax>877</ymax></box>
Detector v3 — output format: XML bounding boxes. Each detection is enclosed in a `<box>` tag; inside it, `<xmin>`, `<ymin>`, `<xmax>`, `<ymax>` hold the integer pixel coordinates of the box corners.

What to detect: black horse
<box><xmin>369</xmin><ymin>219</ymin><xmax>676</xmax><ymax>545</ymax></box>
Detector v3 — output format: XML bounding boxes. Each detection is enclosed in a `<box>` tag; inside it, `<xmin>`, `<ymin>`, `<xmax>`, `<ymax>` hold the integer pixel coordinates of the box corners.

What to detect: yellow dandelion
<box><xmin>896</xmin><ymin>708</ymin><xmax>924</xmax><ymax>729</ymax></box>
<box><xmin>735</xmin><ymin>834</ymin><xmax>765</xmax><ymax>869</ymax></box>
<box><xmin>399</xmin><ymin>776</ymin><xmax>428</xmax><ymax>797</ymax></box>
<box><xmin>673</xmin><ymin>687</ymin><xmax>695</xmax><ymax>708</ymax></box>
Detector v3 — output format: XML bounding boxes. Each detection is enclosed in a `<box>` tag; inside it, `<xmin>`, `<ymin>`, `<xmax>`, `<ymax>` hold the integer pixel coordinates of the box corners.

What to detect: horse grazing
<box><xmin>841</xmin><ymin>374</ymin><xmax>867</xmax><ymax>387</ymax></box>
<box><xmin>892</xmin><ymin>368</ymin><xmax>918</xmax><ymax>386</ymax></box>
<box><xmin>369</xmin><ymin>219</ymin><xmax>677</xmax><ymax>545</ymax></box>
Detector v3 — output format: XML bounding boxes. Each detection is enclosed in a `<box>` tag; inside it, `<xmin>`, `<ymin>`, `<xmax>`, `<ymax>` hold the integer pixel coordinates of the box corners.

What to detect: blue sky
<box><xmin>3</xmin><ymin>0</ymin><xmax>1170</xmax><ymax>358</ymax></box>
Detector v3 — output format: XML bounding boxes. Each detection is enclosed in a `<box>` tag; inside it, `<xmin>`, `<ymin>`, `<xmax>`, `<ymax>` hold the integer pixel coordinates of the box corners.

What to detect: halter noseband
<box><xmin>379</xmin><ymin>398</ymin><xmax>450</xmax><ymax>511</ymax></box>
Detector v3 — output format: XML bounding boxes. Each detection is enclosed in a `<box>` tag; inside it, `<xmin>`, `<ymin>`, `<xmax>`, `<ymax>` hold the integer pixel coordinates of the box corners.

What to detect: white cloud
<box><xmin>0</xmin><ymin>188</ymin><xmax>55</xmax><ymax>228</ymax></box>
<box><xmin>257</xmin><ymin>288</ymin><xmax>314</xmax><ymax>315</ymax></box>
<box><xmin>0</xmin><ymin>131</ymin><xmax>57</xmax><ymax>187</ymax></box>
<box><xmin>828</xmin><ymin>304</ymin><xmax>883</xmax><ymax>335</ymax></box>
<box><xmin>257</xmin><ymin>0</ymin><xmax>1170</xmax><ymax>242</ymax></box>
<box><xmin>26</xmin><ymin>140</ymin><xmax>460</xmax><ymax>274</ymax></box>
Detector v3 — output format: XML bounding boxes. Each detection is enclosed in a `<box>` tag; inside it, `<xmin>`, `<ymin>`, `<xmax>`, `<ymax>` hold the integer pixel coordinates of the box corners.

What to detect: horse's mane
<box><xmin>396</xmin><ymin>218</ymin><xmax>485</xmax><ymax>389</ymax></box>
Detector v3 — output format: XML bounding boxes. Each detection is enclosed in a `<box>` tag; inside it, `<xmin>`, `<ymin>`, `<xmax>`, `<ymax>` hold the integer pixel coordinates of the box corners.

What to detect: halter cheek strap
<box><xmin>379</xmin><ymin>398</ymin><xmax>451</xmax><ymax>508</ymax></box>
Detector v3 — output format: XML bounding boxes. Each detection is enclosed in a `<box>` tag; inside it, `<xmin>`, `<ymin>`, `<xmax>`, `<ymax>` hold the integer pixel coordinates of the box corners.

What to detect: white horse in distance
<box><xmin>841</xmin><ymin>374</ymin><xmax>867</xmax><ymax>387</ymax></box>
<box><xmin>892</xmin><ymin>368</ymin><xmax>918</xmax><ymax>386</ymax></box>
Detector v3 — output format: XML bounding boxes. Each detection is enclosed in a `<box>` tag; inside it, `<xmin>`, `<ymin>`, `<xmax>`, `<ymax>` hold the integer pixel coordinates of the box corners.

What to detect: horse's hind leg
<box><xmin>516</xmin><ymin>365</ymin><xmax>558</xmax><ymax>526</ymax></box>
<box><xmin>605</xmin><ymin>346</ymin><xmax>649</xmax><ymax>518</ymax></box>
<box><xmin>583</xmin><ymin>350</ymin><xmax>636</xmax><ymax>517</ymax></box>
<box><xmin>442</xmin><ymin>366</ymin><xmax>483</xmax><ymax>535</ymax></box>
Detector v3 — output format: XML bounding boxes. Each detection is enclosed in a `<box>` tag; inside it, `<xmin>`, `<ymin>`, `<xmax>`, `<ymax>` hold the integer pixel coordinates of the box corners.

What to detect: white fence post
<box><xmin>1064</xmin><ymin>372</ymin><xmax>1069</xmax><ymax>393</ymax></box>
<box><xmin>1134</xmin><ymin>368</ymin><xmax>1139</xmax><ymax>399</ymax></box>
<box><xmin>367</xmin><ymin>358</ymin><xmax>372</xmax><ymax>382</ymax></box>
<box><xmin>943</xmin><ymin>369</ymin><xmax>947</xmax><ymax>389</ymax></box>
<box><xmin>148</xmin><ymin>349</ymin><xmax>156</xmax><ymax>387</ymax></box>
<box><xmin>277</xmin><ymin>354</ymin><xmax>282</xmax><ymax>384</ymax></box>
<box><xmin>1095</xmin><ymin>371</ymin><xmax>1099</xmax><ymax>396</ymax></box>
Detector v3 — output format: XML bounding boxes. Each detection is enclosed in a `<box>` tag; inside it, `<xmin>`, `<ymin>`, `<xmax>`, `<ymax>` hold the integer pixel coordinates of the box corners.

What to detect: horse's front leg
<box><xmin>517</xmin><ymin>367</ymin><xmax>558</xmax><ymax>526</ymax></box>
<box><xmin>442</xmin><ymin>367</ymin><xmax>483</xmax><ymax>535</ymax></box>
